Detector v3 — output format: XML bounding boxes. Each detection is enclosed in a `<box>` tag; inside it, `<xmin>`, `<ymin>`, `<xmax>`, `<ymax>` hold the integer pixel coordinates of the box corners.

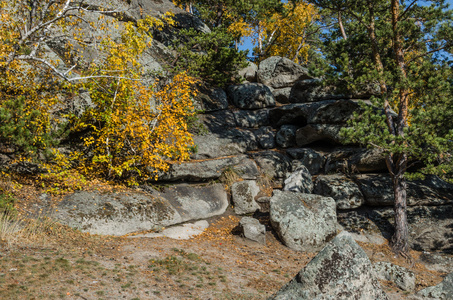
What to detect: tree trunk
<box><xmin>390</xmin><ymin>0</ymin><xmax>410</xmax><ymax>256</ymax></box>
<box><xmin>391</xmin><ymin>156</ymin><xmax>409</xmax><ymax>254</ymax></box>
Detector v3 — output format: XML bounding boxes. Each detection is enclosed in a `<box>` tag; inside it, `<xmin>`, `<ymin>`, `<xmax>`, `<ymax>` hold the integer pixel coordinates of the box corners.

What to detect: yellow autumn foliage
<box><xmin>255</xmin><ymin>1</ymin><xmax>319</xmax><ymax>63</ymax></box>
<box><xmin>0</xmin><ymin>1</ymin><xmax>196</xmax><ymax>189</ymax></box>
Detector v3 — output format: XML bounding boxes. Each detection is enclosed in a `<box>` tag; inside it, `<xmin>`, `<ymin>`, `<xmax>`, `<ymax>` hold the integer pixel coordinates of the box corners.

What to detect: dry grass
<box><xmin>257</xmin><ymin>174</ymin><xmax>274</xmax><ymax>197</ymax></box>
<box><xmin>0</xmin><ymin>213</ymin><xmax>60</xmax><ymax>248</ymax></box>
<box><xmin>219</xmin><ymin>167</ymin><xmax>242</xmax><ymax>190</ymax></box>
<box><xmin>0</xmin><ymin>211</ymin><xmax>22</xmax><ymax>246</ymax></box>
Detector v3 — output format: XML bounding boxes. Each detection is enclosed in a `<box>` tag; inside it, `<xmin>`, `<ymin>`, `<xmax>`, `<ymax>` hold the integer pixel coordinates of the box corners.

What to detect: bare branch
<box><xmin>406</xmin><ymin>43</ymin><xmax>453</xmax><ymax>64</ymax></box>
<box><xmin>399</xmin><ymin>0</ymin><xmax>418</xmax><ymax>22</ymax></box>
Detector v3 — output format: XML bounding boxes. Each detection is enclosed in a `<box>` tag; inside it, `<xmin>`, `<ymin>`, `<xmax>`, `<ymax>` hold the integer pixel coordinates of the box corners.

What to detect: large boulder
<box><xmin>415</xmin><ymin>273</ymin><xmax>453</xmax><ymax>299</ymax></box>
<box><xmin>199</xmin><ymin>110</ymin><xmax>237</xmax><ymax>133</ymax></box>
<box><xmin>325</xmin><ymin>147</ymin><xmax>387</xmax><ymax>173</ymax></box>
<box><xmin>221</xmin><ymin>128</ymin><xmax>259</xmax><ymax>152</ymax></box>
<box><xmin>270</xmin><ymin>190</ymin><xmax>337</xmax><ymax>252</ymax></box>
<box><xmin>289</xmin><ymin>79</ymin><xmax>342</xmax><ymax>103</ymax></box>
<box><xmin>156</xmin><ymin>155</ymin><xmax>260</xmax><ymax>182</ymax></box>
<box><xmin>286</xmin><ymin>148</ymin><xmax>325</xmax><ymax>175</ymax></box>
<box><xmin>231</xmin><ymin>180</ymin><xmax>261</xmax><ymax>215</ymax></box>
<box><xmin>227</xmin><ymin>83</ymin><xmax>275</xmax><ymax>109</ymax></box>
<box><xmin>269</xmin><ymin>231</ymin><xmax>389</xmax><ymax>300</ymax></box>
<box><xmin>251</xmin><ymin>151</ymin><xmax>292</xmax><ymax>182</ymax></box>
<box><xmin>272</xmin><ymin>87</ymin><xmax>292</xmax><ymax>104</ymax></box>
<box><xmin>296</xmin><ymin>124</ymin><xmax>345</xmax><ymax>146</ymax></box>
<box><xmin>192</xmin><ymin>133</ymin><xmax>245</xmax><ymax>159</ymax></box>
<box><xmin>276</xmin><ymin>125</ymin><xmax>298</xmax><ymax>148</ymax></box>
<box><xmin>404</xmin><ymin>205</ymin><xmax>453</xmax><ymax>253</ymax></box>
<box><xmin>238</xmin><ymin>61</ymin><xmax>258</xmax><ymax>82</ymax></box>
<box><xmin>373</xmin><ymin>262</ymin><xmax>416</xmax><ymax>292</ymax></box>
<box><xmin>194</xmin><ymin>85</ymin><xmax>228</xmax><ymax>112</ymax></box>
<box><xmin>314</xmin><ymin>175</ymin><xmax>365</xmax><ymax>210</ymax></box>
<box><xmin>192</xmin><ymin>129</ymin><xmax>259</xmax><ymax>159</ymax></box>
<box><xmin>307</xmin><ymin>99</ymin><xmax>364</xmax><ymax>124</ymax></box>
<box><xmin>151</xmin><ymin>184</ymin><xmax>229</xmax><ymax>220</ymax></box>
<box><xmin>54</xmin><ymin>183</ymin><xmax>228</xmax><ymax>235</ymax></box>
<box><xmin>269</xmin><ymin>100</ymin><xmax>363</xmax><ymax>127</ymax></box>
<box><xmin>233</xmin><ymin>109</ymin><xmax>270</xmax><ymax>128</ymax></box>
<box><xmin>354</xmin><ymin>174</ymin><xmax>453</xmax><ymax>206</ymax></box>
<box><xmin>257</xmin><ymin>56</ymin><xmax>312</xmax><ymax>89</ymax></box>
<box><xmin>283</xmin><ymin>165</ymin><xmax>313</xmax><ymax>194</ymax></box>
<box><xmin>254</xmin><ymin>126</ymin><xmax>276</xmax><ymax>149</ymax></box>
<box><xmin>269</xmin><ymin>103</ymin><xmax>312</xmax><ymax>126</ymax></box>
<box><xmin>49</xmin><ymin>0</ymin><xmax>207</xmax><ymax>75</ymax></box>
<box><xmin>338</xmin><ymin>205</ymin><xmax>453</xmax><ymax>253</ymax></box>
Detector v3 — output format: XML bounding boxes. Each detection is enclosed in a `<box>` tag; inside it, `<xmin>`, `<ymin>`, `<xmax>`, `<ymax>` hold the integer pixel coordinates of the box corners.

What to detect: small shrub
<box><xmin>0</xmin><ymin>193</ymin><xmax>16</xmax><ymax>214</ymax></box>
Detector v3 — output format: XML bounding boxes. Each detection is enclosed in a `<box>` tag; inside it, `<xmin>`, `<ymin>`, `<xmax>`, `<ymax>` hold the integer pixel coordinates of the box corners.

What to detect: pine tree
<box><xmin>312</xmin><ymin>0</ymin><xmax>453</xmax><ymax>256</ymax></box>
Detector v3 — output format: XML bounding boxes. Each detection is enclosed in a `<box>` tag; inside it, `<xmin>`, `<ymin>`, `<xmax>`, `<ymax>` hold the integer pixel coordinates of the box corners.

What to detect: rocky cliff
<box><xmin>3</xmin><ymin>1</ymin><xmax>452</xmax><ymax>298</ymax></box>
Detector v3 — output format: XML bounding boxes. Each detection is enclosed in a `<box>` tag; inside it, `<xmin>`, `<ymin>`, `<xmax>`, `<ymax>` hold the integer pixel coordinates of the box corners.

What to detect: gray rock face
<box><xmin>339</xmin><ymin>205</ymin><xmax>453</xmax><ymax>253</ymax></box>
<box><xmin>154</xmin><ymin>183</ymin><xmax>229</xmax><ymax>219</ymax></box>
<box><xmin>252</xmin><ymin>151</ymin><xmax>292</xmax><ymax>180</ymax></box>
<box><xmin>238</xmin><ymin>61</ymin><xmax>258</xmax><ymax>82</ymax></box>
<box><xmin>418</xmin><ymin>252</ymin><xmax>453</xmax><ymax>274</ymax></box>
<box><xmin>200</xmin><ymin>110</ymin><xmax>237</xmax><ymax>133</ymax></box>
<box><xmin>269</xmin><ymin>103</ymin><xmax>312</xmax><ymax>126</ymax></box>
<box><xmin>239</xmin><ymin>217</ymin><xmax>266</xmax><ymax>244</ymax></box>
<box><xmin>272</xmin><ymin>87</ymin><xmax>292</xmax><ymax>104</ymax></box>
<box><xmin>152</xmin><ymin>3</ymin><xmax>211</xmax><ymax>46</ymax></box>
<box><xmin>287</xmin><ymin>148</ymin><xmax>325</xmax><ymax>175</ymax></box>
<box><xmin>270</xmin><ymin>190</ymin><xmax>337</xmax><ymax>252</ymax></box>
<box><xmin>269</xmin><ymin>231</ymin><xmax>389</xmax><ymax>300</ymax></box>
<box><xmin>192</xmin><ymin>133</ymin><xmax>246</xmax><ymax>159</ymax></box>
<box><xmin>314</xmin><ymin>175</ymin><xmax>365</xmax><ymax>210</ymax></box>
<box><xmin>257</xmin><ymin>56</ymin><xmax>312</xmax><ymax>89</ymax></box>
<box><xmin>56</xmin><ymin>191</ymin><xmax>179</xmax><ymax>235</ymax></box>
<box><xmin>54</xmin><ymin>183</ymin><xmax>228</xmax><ymax>235</ymax></box>
<box><xmin>325</xmin><ymin>148</ymin><xmax>387</xmax><ymax>173</ymax></box>
<box><xmin>406</xmin><ymin>205</ymin><xmax>453</xmax><ymax>253</ymax></box>
<box><xmin>231</xmin><ymin>180</ymin><xmax>261</xmax><ymax>215</ymax></box>
<box><xmin>308</xmin><ymin>99</ymin><xmax>363</xmax><ymax>124</ymax></box>
<box><xmin>227</xmin><ymin>83</ymin><xmax>275</xmax><ymax>109</ymax></box>
<box><xmin>296</xmin><ymin>124</ymin><xmax>345</xmax><ymax>146</ymax></box>
<box><xmin>254</xmin><ymin>126</ymin><xmax>276</xmax><ymax>149</ymax></box>
<box><xmin>283</xmin><ymin>165</ymin><xmax>313</xmax><ymax>194</ymax></box>
<box><xmin>192</xmin><ymin>129</ymin><xmax>259</xmax><ymax>159</ymax></box>
<box><xmin>225</xmin><ymin>128</ymin><xmax>259</xmax><ymax>152</ymax></box>
<box><xmin>373</xmin><ymin>262</ymin><xmax>416</xmax><ymax>292</ymax></box>
<box><xmin>289</xmin><ymin>79</ymin><xmax>342</xmax><ymax>103</ymax></box>
<box><xmin>49</xmin><ymin>0</ymin><xmax>207</xmax><ymax>75</ymax></box>
<box><xmin>157</xmin><ymin>155</ymin><xmax>260</xmax><ymax>182</ymax></box>
<box><xmin>416</xmin><ymin>273</ymin><xmax>453</xmax><ymax>299</ymax></box>
<box><xmin>233</xmin><ymin>109</ymin><xmax>270</xmax><ymax>128</ymax></box>
<box><xmin>195</xmin><ymin>85</ymin><xmax>228</xmax><ymax>112</ymax></box>
<box><xmin>276</xmin><ymin>125</ymin><xmax>298</xmax><ymax>148</ymax></box>
<box><xmin>355</xmin><ymin>174</ymin><xmax>453</xmax><ymax>206</ymax></box>
<box><xmin>269</xmin><ymin>100</ymin><xmax>362</xmax><ymax>127</ymax></box>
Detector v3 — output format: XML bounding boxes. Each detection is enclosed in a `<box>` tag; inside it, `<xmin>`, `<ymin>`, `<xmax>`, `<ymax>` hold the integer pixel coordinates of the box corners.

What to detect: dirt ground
<box><xmin>0</xmin><ymin>207</ymin><xmax>451</xmax><ymax>300</ymax></box>
<box><xmin>0</xmin><ymin>182</ymin><xmax>451</xmax><ymax>299</ymax></box>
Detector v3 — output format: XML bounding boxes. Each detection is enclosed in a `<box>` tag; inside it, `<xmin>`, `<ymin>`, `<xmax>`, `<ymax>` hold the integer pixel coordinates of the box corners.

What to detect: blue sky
<box><xmin>238</xmin><ymin>0</ymin><xmax>453</xmax><ymax>55</ymax></box>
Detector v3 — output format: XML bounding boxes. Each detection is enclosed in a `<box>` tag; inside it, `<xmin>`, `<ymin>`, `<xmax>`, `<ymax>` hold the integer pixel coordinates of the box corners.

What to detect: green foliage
<box><xmin>174</xmin><ymin>0</ymin><xmax>283</xmax><ymax>31</ymax></box>
<box><xmin>170</xmin><ymin>28</ymin><xmax>248</xmax><ymax>87</ymax></box>
<box><xmin>0</xmin><ymin>96</ymin><xmax>63</xmax><ymax>157</ymax></box>
<box><xmin>317</xmin><ymin>0</ymin><xmax>453</xmax><ymax>180</ymax></box>
<box><xmin>0</xmin><ymin>193</ymin><xmax>16</xmax><ymax>215</ymax></box>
